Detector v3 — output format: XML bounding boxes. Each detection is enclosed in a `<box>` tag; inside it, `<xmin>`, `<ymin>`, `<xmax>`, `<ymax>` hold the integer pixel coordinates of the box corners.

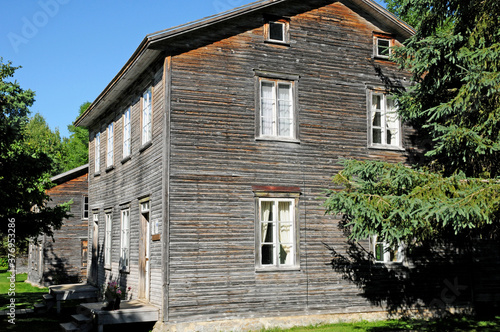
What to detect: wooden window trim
<box><xmin>373</xmin><ymin>32</ymin><xmax>394</xmax><ymax>60</ymax></box>
<box><xmin>254</xmin><ymin>70</ymin><xmax>300</xmax><ymax>143</ymax></box>
<box><xmin>120</xmin><ymin>208</ymin><xmax>131</xmax><ymax>273</ymax></box>
<box><xmin>122</xmin><ymin>107</ymin><xmax>131</xmax><ymax>160</ymax></box>
<box><xmin>367</xmin><ymin>89</ymin><xmax>404</xmax><ymax>151</ymax></box>
<box><xmin>104</xmin><ymin>211</ymin><xmax>113</xmax><ymax>270</ymax></box>
<box><xmin>253</xmin><ymin>188</ymin><xmax>301</xmax><ymax>272</ymax></box>
<box><xmin>141</xmin><ymin>87</ymin><xmax>153</xmax><ymax>146</ymax></box>
<box><xmin>94</xmin><ymin>132</ymin><xmax>101</xmax><ymax>175</ymax></box>
<box><xmin>106</xmin><ymin>122</ymin><xmax>114</xmax><ymax>168</ymax></box>
<box><xmin>264</xmin><ymin>16</ymin><xmax>290</xmax><ymax>45</ymax></box>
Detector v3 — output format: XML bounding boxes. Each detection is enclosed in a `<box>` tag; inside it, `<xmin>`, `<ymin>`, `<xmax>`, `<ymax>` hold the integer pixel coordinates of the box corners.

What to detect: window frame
<box><xmin>142</xmin><ymin>87</ymin><xmax>153</xmax><ymax>145</ymax></box>
<box><xmin>120</xmin><ymin>208</ymin><xmax>130</xmax><ymax>272</ymax></box>
<box><xmin>255</xmin><ymin>70</ymin><xmax>299</xmax><ymax>142</ymax></box>
<box><xmin>104</xmin><ymin>211</ymin><xmax>112</xmax><ymax>269</ymax></box>
<box><xmin>368</xmin><ymin>90</ymin><xmax>402</xmax><ymax>150</ymax></box>
<box><xmin>94</xmin><ymin>132</ymin><xmax>100</xmax><ymax>174</ymax></box>
<box><xmin>82</xmin><ymin>195</ymin><xmax>89</xmax><ymax>220</ymax></box>
<box><xmin>373</xmin><ymin>33</ymin><xmax>394</xmax><ymax>59</ymax></box>
<box><xmin>371</xmin><ymin>235</ymin><xmax>405</xmax><ymax>264</ymax></box>
<box><xmin>123</xmin><ymin>107</ymin><xmax>131</xmax><ymax>159</ymax></box>
<box><xmin>264</xmin><ymin>16</ymin><xmax>290</xmax><ymax>45</ymax></box>
<box><xmin>253</xmin><ymin>187</ymin><xmax>300</xmax><ymax>271</ymax></box>
<box><xmin>106</xmin><ymin>122</ymin><xmax>114</xmax><ymax>168</ymax></box>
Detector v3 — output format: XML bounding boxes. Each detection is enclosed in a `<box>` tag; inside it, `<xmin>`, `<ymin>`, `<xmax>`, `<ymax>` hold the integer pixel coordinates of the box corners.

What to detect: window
<box><xmin>373</xmin><ymin>34</ymin><xmax>393</xmax><ymax>59</ymax></box>
<box><xmin>142</xmin><ymin>88</ymin><xmax>152</xmax><ymax>144</ymax></box>
<box><xmin>372</xmin><ymin>236</ymin><xmax>404</xmax><ymax>263</ymax></box>
<box><xmin>254</xmin><ymin>186</ymin><xmax>300</xmax><ymax>270</ymax></box>
<box><xmin>369</xmin><ymin>92</ymin><xmax>401</xmax><ymax>148</ymax></box>
<box><xmin>259</xmin><ymin>78</ymin><xmax>295</xmax><ymax>139</ymax></box>
<box><xmin>265</xmin><ymin>17</ymin><xmax>289</xmax><ymax>44</ymax></box>
<box><xmin>258</xmin><ymin>198</ymin><xmax>297</xmax><ymax>268</ymax></box>
<box><xmin>94</xmin><ymin>132</ymin><xmax>100</xmax><ymax>173</ymax></box>
<box><xmin>123</xmin><ymin>107</ymin><xmax>131</xmax><ymax>158</ymax></box>
<box><xmin>82</xmin><ymin>196</ymin><xmax>89</xmax><ymax>219</ymax></box>
<box><xmin>106</xmin><ymin>122</ymin><xmax>114</xmax><ymax>168</ymax></box>
<box><xmin>81</xmin><ymin>240</ymin><xmax>88</xmax><ymax>268</ymax></box>
<box><xmin>104</xmin><ymin>212</ymin><xmax>112</xmax><ymax>268</ymax></box>
<box><xmin>120</xmin><ymin>209</ymin><xmax>130</xmax><ymax>271</ymax></box>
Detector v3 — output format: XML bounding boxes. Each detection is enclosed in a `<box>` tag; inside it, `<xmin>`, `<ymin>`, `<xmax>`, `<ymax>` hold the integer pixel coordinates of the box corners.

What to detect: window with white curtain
<box><xmin>259</xmin><ymin>79</ymin><xmax>295</xmax><ymax>139</ymax></box>
<box><xmin>369</xmin><ymin>91</ymin><xmax>401</xmax><ymax>148</ymax></box>
<box><xmin>123</xmin><ymin>107</ymin><xmax>131</xmax><ymax>158</ymax></box>
<box><xmin>104</xmin><ymin>212</ymin><xmax>112</xmax><ymax>268</ymax></box>
<box><xmin>257</xmin><ymin>197</ymin><xmax>298</xmax><ymax>269</ymax></box>
<box><xmin>120</xmin><ymin>209</ymin><xmax>130</xmax><ymax>271</ymax></box>
<box><xmin>142</xmin><ymin>87</ymin><xmax>152</xmax><ymax>144</ymax></box>
<box><xmin>106</xmin><ymin>122</ymin><xmax>114</xmax><ymax>167</ymax></box>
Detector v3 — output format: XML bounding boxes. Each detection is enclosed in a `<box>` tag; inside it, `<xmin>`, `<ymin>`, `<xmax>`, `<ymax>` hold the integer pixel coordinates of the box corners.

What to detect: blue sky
<box><xmin>1</xmin><ymin>0</ymin><xmax>386</xmax><ymax>138</ymax></box>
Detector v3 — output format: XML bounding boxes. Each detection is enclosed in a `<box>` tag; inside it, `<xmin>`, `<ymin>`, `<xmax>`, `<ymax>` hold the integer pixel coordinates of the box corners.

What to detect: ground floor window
<box><xmin>253</xmin><ymin>186</ymin><xmax>300</xmax><ymax>270</ymax></box>
<box><xmin>372</xmin><ymin>235</ymin><xmax>405</xmax><ymax>263</ymax></box>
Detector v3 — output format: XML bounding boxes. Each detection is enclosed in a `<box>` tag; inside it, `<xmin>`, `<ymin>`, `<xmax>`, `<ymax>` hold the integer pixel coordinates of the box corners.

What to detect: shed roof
<box><xmin>75</xmin><ymin>0</ymin><xmax>414</xmax><ymax>128</ymax></box>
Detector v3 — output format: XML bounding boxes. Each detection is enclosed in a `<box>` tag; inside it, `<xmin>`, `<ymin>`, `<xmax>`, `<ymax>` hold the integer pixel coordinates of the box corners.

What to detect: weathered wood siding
<box><xmin>166</xmin><ymin>0</ymin><xmax>412</xmax><ymax>323</ymax></box>
<box><xmin>27</xmin><ymin>173</ymin><xmax>89</xmax><ymax>286</ymax></box>
<box><xmin>88</xmin><ymin>61</ymin><xmax>165</xmax><ymax>307</ymax></box>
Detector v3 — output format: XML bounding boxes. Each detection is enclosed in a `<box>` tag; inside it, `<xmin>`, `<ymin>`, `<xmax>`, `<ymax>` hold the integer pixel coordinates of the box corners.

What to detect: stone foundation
<box><xmin>153</xmin><ymin>311</ymin><xmax>389</xmax><ymax>332</ymax></box>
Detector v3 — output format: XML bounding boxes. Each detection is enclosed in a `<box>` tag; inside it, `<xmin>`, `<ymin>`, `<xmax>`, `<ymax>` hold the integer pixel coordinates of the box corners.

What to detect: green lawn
<box><xmin>0</xmin><ymin>272</ymin><xmax>48</xmax><ymax>310</ymax></box>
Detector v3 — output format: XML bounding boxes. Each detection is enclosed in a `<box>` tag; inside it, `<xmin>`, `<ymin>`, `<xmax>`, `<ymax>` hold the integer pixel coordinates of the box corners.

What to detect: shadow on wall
<box><xmin>43</xmin><ymin>244</ymin><xmax>82</xmax><ymax>286</ymax></box>
<box><xmin>325</xmin><ymin>217</ymin><xmax>500</xmax><ymax>319</ymax></box>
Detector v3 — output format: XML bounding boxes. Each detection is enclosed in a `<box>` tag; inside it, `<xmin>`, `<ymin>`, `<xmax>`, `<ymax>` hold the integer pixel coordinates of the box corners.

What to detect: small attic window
<box><xmin>373</xmin><ymin>33</ymin><xmax>394</xmax><ymax>59</ymax></box>
<box><xmin>265</xmin><ymin>17</ymin><xmax>289</xmax><ymax>44</ymax></box>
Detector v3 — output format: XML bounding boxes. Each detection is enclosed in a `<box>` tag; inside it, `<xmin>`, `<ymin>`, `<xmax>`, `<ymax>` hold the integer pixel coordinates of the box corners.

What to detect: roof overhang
<box><xmin>50</xmin><ymin>164</ymin><xmax>89</xmax><ymax>185</ymax></box>
<box><xmin>75</xmin><ymin>0</ymin><xmax>414</xmax><ymax>128</ymax></box>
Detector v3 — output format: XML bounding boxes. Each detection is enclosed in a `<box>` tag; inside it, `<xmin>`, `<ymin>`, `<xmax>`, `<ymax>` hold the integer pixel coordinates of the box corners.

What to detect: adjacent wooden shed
<box><xmin>75</xmin><ymin>0</ymin><xmax>419</xmax><ymax>330</ymax></box>
<box><xmin>28</xmin><ymin>164</ymin><xmax>89</xmax><ymax>286</ymax></box>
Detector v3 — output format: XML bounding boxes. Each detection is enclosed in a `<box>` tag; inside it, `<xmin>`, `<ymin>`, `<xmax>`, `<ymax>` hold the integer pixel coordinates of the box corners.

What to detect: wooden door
<box><xmin>138</xmin><ymin>206</ymin><xmax>150</xmax><ymax>301</ymax></box>
<box><xmin>90</xmin><ymin>215</ymin><xmax>99</xmax><ymax>284</ymax></box>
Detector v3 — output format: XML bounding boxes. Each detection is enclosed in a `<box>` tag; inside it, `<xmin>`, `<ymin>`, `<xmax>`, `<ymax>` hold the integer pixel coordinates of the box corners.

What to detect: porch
<box><xmin>48</xmin><ymin>283</ymin><xmax>99</xmax><ymax>313</ymax></box>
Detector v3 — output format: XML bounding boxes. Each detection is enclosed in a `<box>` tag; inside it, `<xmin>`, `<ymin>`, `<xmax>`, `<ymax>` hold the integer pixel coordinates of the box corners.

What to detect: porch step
<box><xmin>33</xmin><ymin>303</ymin><xmax>47</xmax><ymax>313</ymax></box>
<box><xmin>43</xmin><ymin>293</ymin><xmax>55</xmax><ymax>310</ymax></box>
<box><xmin>72</xmin><ymin>313</ymin><xmax>92</xmax><ymax>324</ymax></box>
<box><xmin>60</xmin><ymin>322</ymin><xmax>79</xmax><ymax>332</ymax></box>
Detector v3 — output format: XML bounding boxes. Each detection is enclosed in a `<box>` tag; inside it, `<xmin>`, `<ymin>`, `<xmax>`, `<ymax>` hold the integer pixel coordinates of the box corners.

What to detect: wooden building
<box><xmin>28</xmin><ymin>164</ymin><xmax>89</xmax><ymax>286</ymax></box>
<box><xmin>75</xmin><ymin>0</ymin><xmax>417</xmax><ymax>330</ymax></box>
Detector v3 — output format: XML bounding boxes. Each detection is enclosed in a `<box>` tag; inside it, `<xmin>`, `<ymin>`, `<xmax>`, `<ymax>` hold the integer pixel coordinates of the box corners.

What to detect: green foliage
<box><xmin>0</xmin><ymin>58</ymin><xmax>70</xmax><ymax>241</ymax></box>
<box><xmin>63</xmin><ymin>101</ymin><xmax>89</xmax><ymax>172</ymax></box>
<box><xmin>383</xmin><ymin>0</ymin><xmax>422</xmax><ymax>29</ymax></box>
<box><xmin>392</xmin><ymin>0</ymin><xmax>500</xmax><ymax>178</ymax></box>
<box><xmin>324</xmin><ymin>160</ymin><xmax>500</xmax><ymax>247</ymax></box>
<box><xmin>24</xmin><ymin>113</ymin><xmax>67</xmax><ymax>175</ymax></box>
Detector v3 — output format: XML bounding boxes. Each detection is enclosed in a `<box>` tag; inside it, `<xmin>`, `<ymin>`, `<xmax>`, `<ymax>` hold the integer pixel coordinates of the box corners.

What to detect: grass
<box><xmin>0</xmin><ymin>272</ymin><xmax>48</xmax><ymax>310</ymax></box>
<box><xmin>261</xmin><ymin>315</ymin><xmax>500</xmax><ymax>331</ymax></box>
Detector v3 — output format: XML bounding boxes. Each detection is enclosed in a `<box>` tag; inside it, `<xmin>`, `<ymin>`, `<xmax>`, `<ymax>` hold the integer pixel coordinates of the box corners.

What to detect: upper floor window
<box><xmin>258</xmin><ymin>77</ymin><xmax>297</xmax><ymax>140</ymax></box>
<box><xmin>82</xmin><ymin>195</ymin><xmax>89</xmax><ymax>220</ymax></box>
<box><xmin>369</xmin><ymin>91</ymin><xmax>401</xmax><ymax>149</ymax></box>
<box><xmin>265</xmin><ymin>17</ymin><xmax>290</xmax><ymax>44</ymax></box>
<box><xmin>372</xmin><ymin>236</ymin><xmax>405</xmax><ymax>263</ymax></box>
<box><xmin>106</xmin><ymin>122</ymin><xmax>114</xmax><ymax>168</ymax></box>
<box><xmin>123</xmin><ymin>107</ymin><xmax>131</xmax><ymax>159</ymax></box>
<box><xmin>253</xmin><ymin>186</ymin><xmax>300</xmax><ymax>270</ymax></box>
<box><xmin>373</xmin><ymin>33</ymin><xmax>394</xmax><ymax>59</ymax></box>
<box><xmin>142</xmin><ymin>87</ymin><xmax>152</xmax><ymax>144</ymax></box>
<box><xmin>94</xmin><ymin>132</ymin><xmax>100</xmax><ymax>173</ymax></box>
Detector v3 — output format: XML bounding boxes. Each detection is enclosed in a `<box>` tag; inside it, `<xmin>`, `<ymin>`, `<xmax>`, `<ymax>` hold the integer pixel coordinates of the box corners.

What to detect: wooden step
<box><xmin>43</xmin><ymin>294</ymin><xmax>55</xmax><ymax>302</ymax></box>
<box><xmin>72</xmin><ymin>313</ymin><xmax>92</xmax><ymax>324</ymax></box>
<box><xmin>60</xmin><ymin>322</ymin><xmax>79</xmax><ymax>332</ymax></box>
<box><xmin>34</xmin><ymin>303</ymin><xmax>47</xmax><ymax>313</ymax></box>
